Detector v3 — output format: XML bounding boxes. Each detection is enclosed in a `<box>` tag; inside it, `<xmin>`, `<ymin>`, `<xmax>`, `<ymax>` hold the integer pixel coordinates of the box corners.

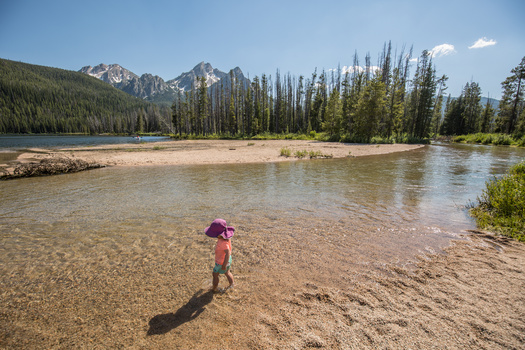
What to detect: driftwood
<box><xmin>0</xmin><ymin>157</ymin><xmax>104</xmax><ymax>180</ymax></box>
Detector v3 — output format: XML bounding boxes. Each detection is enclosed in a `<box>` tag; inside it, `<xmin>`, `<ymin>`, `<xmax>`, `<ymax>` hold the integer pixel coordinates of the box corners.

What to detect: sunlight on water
<box><xmin>1</xmin><ymin>143</ymin><xmax>524</xmax><ymax>274</ymax></box>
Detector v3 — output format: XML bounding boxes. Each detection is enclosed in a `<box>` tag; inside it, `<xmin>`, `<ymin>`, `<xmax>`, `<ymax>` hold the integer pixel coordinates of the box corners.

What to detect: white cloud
<box><xmin>428</xmin><ymin>44</ymin><xmax>456</xmax><ymax>57</ymax></box>
<box><xmin>469</xmin><ymin>37</ymin><xmax>497</xmax><ymax>49</ymax></box>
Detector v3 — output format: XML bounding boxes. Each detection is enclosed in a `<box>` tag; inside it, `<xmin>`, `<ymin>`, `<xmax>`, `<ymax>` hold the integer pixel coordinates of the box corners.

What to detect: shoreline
<box><xmin>2</xmin><ymin>140</ymin><xmax>425</xmax><ymax>171</ymax></box>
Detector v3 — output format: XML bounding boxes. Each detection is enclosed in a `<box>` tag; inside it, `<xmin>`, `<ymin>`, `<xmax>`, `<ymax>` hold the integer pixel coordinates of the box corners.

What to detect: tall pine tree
<box><xmin>496</xmin><ymin>56</ymin><xmax>525</xmax><ymax>134</ymax></box>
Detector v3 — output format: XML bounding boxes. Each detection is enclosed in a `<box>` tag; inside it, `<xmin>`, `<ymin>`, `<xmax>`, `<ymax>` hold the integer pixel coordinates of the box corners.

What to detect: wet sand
<box><xmin>1</xmin><ymin>140</ymin><xmax>524</xmax><ymax>349</ymax></box>
<box><xmin>1</xmin><ymin>222</ymin><xmax>524</xmax><ymax>349</ymax></box>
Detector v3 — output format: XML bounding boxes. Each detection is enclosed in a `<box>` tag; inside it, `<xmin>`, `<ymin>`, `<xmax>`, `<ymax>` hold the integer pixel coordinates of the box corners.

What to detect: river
<box><xmin>0</xmin><ymin>138</ymin><xmax>524</xmax><ymax>276</ymax></box>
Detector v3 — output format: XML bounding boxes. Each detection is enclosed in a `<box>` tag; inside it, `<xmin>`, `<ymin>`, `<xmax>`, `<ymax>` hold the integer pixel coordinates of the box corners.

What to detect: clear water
<box><xmin>1</xmin><ymin>142</ymin><xmax>524</xmax><ymax>274</ymax></box>
<box><xmin>0</xmin><ymin>134</ymin><xmax>170</xmax><ymax>151</ymax></box>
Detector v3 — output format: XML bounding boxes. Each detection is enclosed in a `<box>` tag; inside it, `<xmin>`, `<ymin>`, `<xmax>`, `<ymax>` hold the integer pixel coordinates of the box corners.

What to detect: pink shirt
<box><xmin>215</xmin><ymin>238</ymin><xmax>232</xmax><ymax>264</ymax></box>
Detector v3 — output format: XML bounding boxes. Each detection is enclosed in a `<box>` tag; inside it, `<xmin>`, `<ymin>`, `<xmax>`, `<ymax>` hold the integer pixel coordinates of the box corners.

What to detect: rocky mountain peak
<box><xmin>80</xmin><ymin>63</ymin><xmax>138</xmax><ymax>85</ymax></box>
<box><xmin>167</xmin><ymin>62</ymin><xmax>228</xmax><ymax>92</ymax></box>
<box><xmin>79</xmin><ymin>62</ymin><xmax>250</xmax><ymax>105</ymax></box>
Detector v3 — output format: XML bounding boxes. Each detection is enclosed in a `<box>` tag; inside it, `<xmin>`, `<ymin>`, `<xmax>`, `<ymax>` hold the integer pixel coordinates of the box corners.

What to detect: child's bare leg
<box><xmin>225</xmin><ymin>271</ymin><xmax>234</xmax><ymax>288</ymax></box>
<box><xmin>212</xmin><ymin>272</ymin><xmax>220</xmax><ymax>291</ymax></box>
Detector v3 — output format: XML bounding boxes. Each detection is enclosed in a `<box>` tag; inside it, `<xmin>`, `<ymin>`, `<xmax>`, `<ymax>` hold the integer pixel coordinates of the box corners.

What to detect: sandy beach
<box><xmin>1</xmin><ymin>140</ymin><xmax>524</xmax><ymax>349</ymax></box>
<box><xmin>5</xmin><ymin>139</ymin><xmax>424</xmax><ymax>169</ymax></box>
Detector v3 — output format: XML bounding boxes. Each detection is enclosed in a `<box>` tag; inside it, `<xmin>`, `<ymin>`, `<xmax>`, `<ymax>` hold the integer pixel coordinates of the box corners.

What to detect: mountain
<box><xmin>80</xmin><ymin>63</ymin><xmax>170</xmax><ymax>99</ymax></box>
<box><xmin>79</xmin><ymin>62</ymin><xmax>250</xmax><ymax>106</ymax></box>
<box><xmin>0</xmin><ymin>58</ymin><xmax>169</xmax><ymax>134</ymax></box>
<box><xmin>167</xmin><ymin>62</ymin><xmax>227</xmax><ymax>92</ymax></box>
<box><xmin>445</xmin><ymin>96</ymin><xmax>500</xmax><ymax>110</ymax></box>
<box><xmin>480</xmin><ymin>97</ymin><xmax>499</xmax><ymax>109</ymax></box>
<box><xmin>80</xmin><ymin>63</ymin><xmax>138</xmax><ymax>84</ymax></box>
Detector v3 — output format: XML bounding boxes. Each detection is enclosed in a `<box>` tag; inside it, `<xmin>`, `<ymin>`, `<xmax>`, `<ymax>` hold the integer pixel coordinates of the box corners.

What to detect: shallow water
<box><xmin>0</xmin><ymin>143</ymin><xmax>524</xmax><ymax>275</ymax></box>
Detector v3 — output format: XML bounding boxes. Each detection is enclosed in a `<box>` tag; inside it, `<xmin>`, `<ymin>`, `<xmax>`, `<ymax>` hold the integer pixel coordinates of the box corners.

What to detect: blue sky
<box><xmin>1</xmin><ymin>0</ymin><xmax>524</xmax><ymax>99</ymax></box>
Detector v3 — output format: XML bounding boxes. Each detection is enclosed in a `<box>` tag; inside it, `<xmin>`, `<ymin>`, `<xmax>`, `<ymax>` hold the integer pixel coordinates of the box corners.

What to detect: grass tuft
<box><xmin>280</xmin><ymin>147</ymin><xmax>292</xmax><ymax>157</ymax></box>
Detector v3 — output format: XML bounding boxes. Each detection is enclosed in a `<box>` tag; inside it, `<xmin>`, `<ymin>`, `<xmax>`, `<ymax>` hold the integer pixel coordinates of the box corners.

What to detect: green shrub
<box><xmin>280</xmin><ymin>147</ymin><xmax>292</xmax><ymax>157</ymax></box>
<box><xmin>308</xmin><ymin>150</ymin><xmax>321</xmax><ymax>158</ymax></box>
<box><xmin>371</xmin><ymin>136</ymin><xmax>394</xmax><ymax>144</ymax></box>
<box><xmin>481</xmin><ymin>134</ymin><xmax>494</xmax><ymax>144</ymax></box>
<box><xmin>326</xmin><ymin>134</ymin><xmax>341</xmax><ymax>142</ymax></box>
<box><xmin>452</xmin><ymin>133</ymin><xmax>518</xmax><ymax>146</ymax></box>
<box><xmin>473</xmin><ymin>133</ymin><xmax>485</xmax><ymax>143</ymax></box>
<box><xmin>294</xmin><ymin>150</ymin><xmax>308</xmax><ymax>158</ymax></box>
<box><xmin>309</xmin><ymin>150</ymin><xmax>333</xmax><ymax>158</ymax></box>
<box><xmin>470</xmin><ymin>161</ymin><xmax>525</xmax><ymax>241</ymax></box>
<box><xmin>510</xmin><ymin>161</ymin><xmax>525</xmax><ymax>176</ymax></box>
<box><xmin>493</xmin><ymin>134</ymin><xmax>512</xmax><ymax>145</ymax></box>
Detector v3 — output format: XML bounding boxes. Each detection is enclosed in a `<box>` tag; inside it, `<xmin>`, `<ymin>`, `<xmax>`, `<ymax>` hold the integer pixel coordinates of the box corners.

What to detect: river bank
<box><xmin>2</xmin><ymin>140</ymin><xmax>424</xmax><ymax>171</ymax></box>
<box><xmin>1</xmin><ymin>222</ymin><xmax>524</xmax><ymax>349</ymax></box>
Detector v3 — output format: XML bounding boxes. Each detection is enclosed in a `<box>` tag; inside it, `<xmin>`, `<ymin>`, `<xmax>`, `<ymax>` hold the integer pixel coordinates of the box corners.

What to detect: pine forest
<box><xmin>1</xmin><ymin>45</ymin><xmax>524</xmax><ymax>142</ymax></box>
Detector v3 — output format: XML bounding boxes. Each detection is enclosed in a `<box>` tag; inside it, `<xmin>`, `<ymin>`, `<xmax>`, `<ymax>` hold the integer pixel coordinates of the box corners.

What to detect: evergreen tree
<box><xmin>135</xmin><ymin>111</ymin><xmax>144</xmax><ymax>133</ymax></box>
<box><xmin>304</xmin><ymin>70</ymin><xmax>317</xmax><ymax>133</ymax></box>
<box><xmin>408</xmin><ymin>50</ymin><xmax>438</xmax><ymax>138</ymax></box>
<box><xmin>385</xmin><ymin>67</ymin><xmax>406</xmax><ymax>137</ymax></box>
<box><xmin>323</xmin><ymin>88</ymin><xmax>343</xmax><ymax>136</ymax></box>
<box><xmin>343</xmin><ymin>55</ymin><xmax>366</xmax><ymax>135</ymax></box>
<box><xmin>187</xmin><ymin>89</ymin><xmax>195</xmax><ymax>134</ymax></box>
<box><xmin>353</xmin><ymin>73</ymin><xmax>386</xmax><ymax>142</ymax></box>
<box><xmin>310</xmin><ymin>70</ymin><xmax>327</xmax><ymax>132</ymax></box>
<box><xmin>462</xmin><ymin>82</ymin><xmax>482</xmax><ymax>133</ymax></box>
<box><xmin>197</xmin><ymin>76</ymin><xmax>208</xmax><ymax>135</ymax></box>
<box><xmin>441</xmin><ymin>96</ymin><xmax>465</xmax><ymax>135</ymax></box>
<box><xmin>261</xmin><ymin>74</ymin><xmax>270</xmax><ymax>132</ymax></box>
<box><xmin>228</xmin><ymin>92</ymin><xmax>236</xmax><ymax>135</ymax></box>
<box><xmin>429</xmin><ymin>75</ymin><xmax>448</xmax><ymax>135</ymax></box>
<box><xmin>252</xmin><ymin>76</ymin><xmax>262</xmax><ymax>134</ymax></box>
<box><xmin>244</xmin><ymin>82</ymin><xmax>254</xmax><ymax>135</ymax></box>
<box><xmin>496</xmin><ymin>56</ymin><xmax>525</xmax><ymax>134</ymax></box>
<box><xmin>274</xmin><ymin>69</ymin><xmax>283</xmax><ymax>133</ymax></box>
<box><xmin>480</xmin><ymin>98</ymin><xmax>496</xmax><ymax>133</ymax></box>
<box><xmin>295</xmin><ymin>75</ymin><xmax>305</xmax><ymax>132</ymax></box>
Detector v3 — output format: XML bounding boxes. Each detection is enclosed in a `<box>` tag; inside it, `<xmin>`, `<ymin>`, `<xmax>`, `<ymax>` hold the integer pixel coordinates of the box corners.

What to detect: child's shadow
<box><xmin>147</xmin><ymin>289</ymin><xmax>213</xmax><ymax>336</ymax></box>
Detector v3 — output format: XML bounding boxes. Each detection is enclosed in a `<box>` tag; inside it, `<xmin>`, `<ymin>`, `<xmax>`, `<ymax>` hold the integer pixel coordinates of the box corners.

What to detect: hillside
<box><xmin>0</xmin><ymin>59</ymin><xmax>170</xmax><ymax>134</ymax></box>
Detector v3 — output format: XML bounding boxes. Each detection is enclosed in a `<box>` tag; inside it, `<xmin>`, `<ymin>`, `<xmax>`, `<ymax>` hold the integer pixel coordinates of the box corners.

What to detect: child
<box><xmin>204</xmin><ymin>218</ymin><xmax>235</xmax><ymax>293</ymax></box>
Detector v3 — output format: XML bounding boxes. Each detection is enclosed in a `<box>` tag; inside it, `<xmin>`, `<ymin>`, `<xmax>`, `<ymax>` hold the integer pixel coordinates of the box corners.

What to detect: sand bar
<box><xmin>9</xmin><ymin>139</ymin><xmax>425</xmax><ymax>168</ymax></box>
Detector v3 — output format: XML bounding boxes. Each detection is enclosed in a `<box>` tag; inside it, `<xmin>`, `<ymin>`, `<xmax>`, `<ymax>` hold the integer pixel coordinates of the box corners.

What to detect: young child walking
<box><xmin>205</xmin><ymin>218</ymin><xmax>235</xmax><ymax>293</ymax></box>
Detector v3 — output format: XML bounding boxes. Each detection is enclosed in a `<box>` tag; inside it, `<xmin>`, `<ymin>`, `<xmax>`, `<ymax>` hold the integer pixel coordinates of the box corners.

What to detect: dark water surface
<box><xmin>1</xmin><ymin>142</ymin><xmax>524</xmax><ymax>274</ymax></box>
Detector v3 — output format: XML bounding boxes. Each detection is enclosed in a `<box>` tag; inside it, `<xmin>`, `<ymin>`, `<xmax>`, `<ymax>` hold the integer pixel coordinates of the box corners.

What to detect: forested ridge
<box><xmin>0</xmin><ymin>59</ymin><xmax>170</xmax><ymax>134</ymax></box>
<box><xmin>1</xmin><ymin>47</ymin><xmax>524</xmax><ymax>141</ymax></box>
<box><xmin>171</xmin><ymin>46</ymin><xmax>524</xmax><ymax>142</ymax></box>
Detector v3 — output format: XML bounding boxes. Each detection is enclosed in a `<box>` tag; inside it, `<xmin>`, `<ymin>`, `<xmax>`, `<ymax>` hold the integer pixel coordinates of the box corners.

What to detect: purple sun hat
<box><xmin>204</xmin><ymin>218</ymin><xmax>235</xmax><ymax>239</ymax></box>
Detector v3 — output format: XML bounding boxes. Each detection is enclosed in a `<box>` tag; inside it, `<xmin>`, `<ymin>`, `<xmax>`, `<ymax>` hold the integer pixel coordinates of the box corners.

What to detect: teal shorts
<box><xmin>213</xmin><ymin>256</ymin><xmax>232</xmax><ymax>274</ymax></box>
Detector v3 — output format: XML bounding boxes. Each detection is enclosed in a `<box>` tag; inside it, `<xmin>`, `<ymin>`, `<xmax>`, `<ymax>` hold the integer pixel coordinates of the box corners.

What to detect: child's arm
<box><xmin>222</xmin><ymin>248</ymin><xmax>230</xmax><ymax>271</ymax></box>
